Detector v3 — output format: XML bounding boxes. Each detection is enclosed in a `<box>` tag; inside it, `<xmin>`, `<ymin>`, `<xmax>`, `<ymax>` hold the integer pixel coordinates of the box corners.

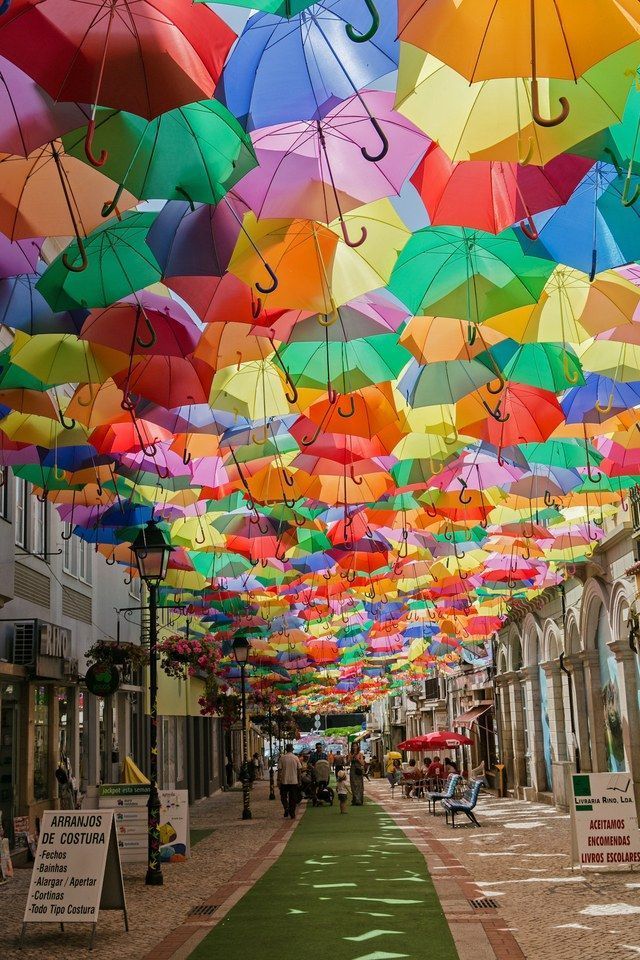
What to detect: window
<box><xmin>14</xmin><ymin>477</ymin><xmax>26</xmax><ymax>548</ymax></box>
<box><xmin>63</xmin><ymin>531</ymin><xmax>92</xmax><ymax>584</ymax></box>
<box><xmin>0</xmin><ymin>468</ymin><xmax>7</xmax><ymax>520</ymax></box>
<box><xmin>78</xmin><ymin>537</ymin><xmax>92</xmax><ymax>585</ymax></box>
<box><xmin>31</xmin><ymin>494</ymin><xmax>47</xmax><ymax>558</ymax></box>
<box><xmin>63</xmin><ymin>524</ymin><xmax>77</xmax><ymax>577</ymax></box>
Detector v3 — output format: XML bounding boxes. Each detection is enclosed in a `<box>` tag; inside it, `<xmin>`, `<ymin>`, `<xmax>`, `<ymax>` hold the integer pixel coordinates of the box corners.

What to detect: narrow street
<box><xmin>4</xmin><ymin>781</ymin><xmax>640</xmax><ymax>960</ymax></box>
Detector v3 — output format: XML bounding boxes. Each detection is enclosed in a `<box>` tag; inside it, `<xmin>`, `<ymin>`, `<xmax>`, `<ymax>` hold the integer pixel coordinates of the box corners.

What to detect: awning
<box><xmin>453</xmin><ymin>704</ymin><xmax>493</xmax><ymax>728</ymax></box>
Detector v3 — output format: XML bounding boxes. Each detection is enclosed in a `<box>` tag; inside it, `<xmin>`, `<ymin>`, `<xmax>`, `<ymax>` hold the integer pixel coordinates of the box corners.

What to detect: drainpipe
<box><xmin>559</xmin><ymin>583</ymin><xmax>580</xmax><ymax>773</ymax></box>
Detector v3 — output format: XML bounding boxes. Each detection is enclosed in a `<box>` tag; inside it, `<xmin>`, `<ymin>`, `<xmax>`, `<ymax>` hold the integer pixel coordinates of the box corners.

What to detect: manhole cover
<box><xmin>188</xmin><ymin>904</ymin><xmax>219</xmax><ymax>917</ymax></box>
<box><xmin>468</xmin><ymin>898</ymin><xmax>499</xmax><ymax>910</ymax></box>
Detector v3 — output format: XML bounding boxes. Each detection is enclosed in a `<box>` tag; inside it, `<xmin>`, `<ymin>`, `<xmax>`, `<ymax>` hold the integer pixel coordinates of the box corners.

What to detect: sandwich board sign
<box><xmin>571</xmin><ymin>772</ymin><xmax>640</xmax><ymax>871</ymax></box>
<box><xmin>21</xmin><ymin>809</ymin><xmax>128</xmax><ymax>949</ymax></box>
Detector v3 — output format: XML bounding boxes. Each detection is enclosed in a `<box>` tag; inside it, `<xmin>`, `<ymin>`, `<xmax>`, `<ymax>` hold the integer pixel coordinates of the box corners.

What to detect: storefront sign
<box><xmin>571</xmin><ymin>773</ymin><xmax>640</xmax><ymax>870</ymax></box>
<box><xmin>159</xmin><ymin>789</ymin><xmax>190</xmax><ymax>862</ymax></box>
<box><xmin>86</xmin><ymin>663</ymin><xmax>120</xmax><ymax>697</ymax></box>
<box><xmin>21</xmin><ymin>810</ymin><xmax>128</xmax><ymax>946</ymax></box>
<box><xmin>99</xmin><ymin>784</ymin><xmax>149</xmax><ymax>864</ymax></box>
<box><xmin>39</xmin><ymin>623</ymin><xmax>71</xmax><ymax>659</ymax></box>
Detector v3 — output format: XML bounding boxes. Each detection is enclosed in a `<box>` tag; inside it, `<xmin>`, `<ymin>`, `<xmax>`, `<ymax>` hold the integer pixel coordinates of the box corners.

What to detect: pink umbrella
<box><xmin>235</xmin><ymin>90</ymin><xmax>429</xmax><ymax>234</ymax></box>
<box><xmin>0</xmin><ymin>56</ymin><xmax>90</xmax><ymax>157</ymax></box>
<box><xmin>79</xmin><ymin>292</ymin><xmax>200</xmax><ymax>357</ymax></box>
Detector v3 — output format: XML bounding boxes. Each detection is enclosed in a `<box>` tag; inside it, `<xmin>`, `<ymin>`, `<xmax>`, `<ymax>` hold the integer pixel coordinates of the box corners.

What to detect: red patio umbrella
<box><xmin>397</xmin><ymin>731</ymin><xmax>473</xmax><ymax>751</ymax></box>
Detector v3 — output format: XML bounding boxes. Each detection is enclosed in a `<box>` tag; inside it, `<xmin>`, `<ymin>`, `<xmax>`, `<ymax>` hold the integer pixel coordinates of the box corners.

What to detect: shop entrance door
<box><xmin>0</xmin><ymin>692</ymin><xmax>19</xmax><ymax>847</ymax></box>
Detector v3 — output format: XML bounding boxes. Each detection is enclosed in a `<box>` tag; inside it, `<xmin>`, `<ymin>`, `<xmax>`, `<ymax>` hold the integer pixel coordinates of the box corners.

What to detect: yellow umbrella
<box><xmin>209</xmin><ymin>360</ymin><xmax>294</xmax><ymax>419</ymax></box>
<box><xmin>10</xmin><ymin>332</ymin><xmax>129</xmax><ymax>386</ymax></box>
<box><xmin>578</xmin><ymin>340</ymin><xmax>640</xmax><ymax>381</ymax></box>
<box><xmin>396</xmin><ymin>44</ymin><xmax>639</xmax><ymax>164</ymax></box>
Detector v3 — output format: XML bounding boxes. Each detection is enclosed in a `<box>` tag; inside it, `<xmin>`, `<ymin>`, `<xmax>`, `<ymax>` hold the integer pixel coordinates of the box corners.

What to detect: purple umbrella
<box><xmin>0</xmin><ymin>56</ymin><xmax>89</xmax><ymax>157</ymax></box>
<box><xmin>0</xmin><ymin>232</ymin><xmax>42</xmax><ymax>278</ymax></box>
<box><xmin>0</xmin><ymin>272</ymin><xmax>87</xmax><ymax>334</ymax></box>
<box><xmin>235</xmin><ymin>90</ymin><xmax>428</xmax><ymax>233</ymax></box>
<box><xmin>145</xmin><ymin>193</ymin><xmax>250</xmax><ymax>279</ymax></box>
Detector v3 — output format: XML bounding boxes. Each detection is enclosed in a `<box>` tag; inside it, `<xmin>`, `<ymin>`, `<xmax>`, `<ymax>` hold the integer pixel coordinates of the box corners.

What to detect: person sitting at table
<box><xmin>426</xmin><ymin>755</ymin><xmax>446</xmax><ymax>788</ymax></box>
<box><xmin>403</xmin><ymin>758</ymin><xmax>420</xmax><ymax>798</ymax></box>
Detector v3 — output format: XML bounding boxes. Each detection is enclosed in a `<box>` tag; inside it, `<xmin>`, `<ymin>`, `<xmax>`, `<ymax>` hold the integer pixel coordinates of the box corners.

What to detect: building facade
<box><xmin>0</xmin><ymin>473</ymin><xmax>228</xmax><ymax>850</ymax></box>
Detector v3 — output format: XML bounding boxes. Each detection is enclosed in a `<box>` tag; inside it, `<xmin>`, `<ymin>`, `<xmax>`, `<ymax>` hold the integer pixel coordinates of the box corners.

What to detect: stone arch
<box><xmin>506</xmin><ymin>623</ymin><xmax>523</xmax><ymax>673</ymax></box>
<box><xmin>580</xmin><ymin>577</ymin><xmax>611</xmax><ymax>651</ymax></box>
<box><xmin>521</xmin><ymin>613</ymin><xmax>542</xmax><ymax>668</ymax></box>
<box><xmin>610</xmin><ymin>580</ymin><xmax>633</xmax><ymax>647</ymax></box>
<box><xmin>564</xmin><ymin>608</ymin><xmax>581</xmax><ymax>656</ymax></box>
<box><xmin>542</xmin><ymin>620</ymin><xmax>563</xmax><ymax>662</ymax></box>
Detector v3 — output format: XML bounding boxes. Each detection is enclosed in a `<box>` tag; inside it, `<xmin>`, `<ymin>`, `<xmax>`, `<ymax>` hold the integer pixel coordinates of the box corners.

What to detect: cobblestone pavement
<box><xmin>369</xmin><ymin>780</ymin><xmax>640</xmax><ymax>960</ymax></box>
<box><xmin>1</xmin><ymin>781</ymin><xmax>285</xmax><ymax>959</ymax></box>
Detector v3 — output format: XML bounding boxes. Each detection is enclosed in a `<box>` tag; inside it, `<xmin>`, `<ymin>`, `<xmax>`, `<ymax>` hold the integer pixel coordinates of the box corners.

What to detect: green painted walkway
<box><xmin>189</xmin><ymin>800</ymin><xmax>459</xmax><ymax>960</ymax></box>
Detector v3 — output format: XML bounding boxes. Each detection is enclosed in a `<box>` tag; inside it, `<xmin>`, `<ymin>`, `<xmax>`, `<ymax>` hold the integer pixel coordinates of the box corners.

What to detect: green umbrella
<box><xmin>401</xmin><ymin>359</ymin><xmax>495</xmax><ymax>407</ymax></box>
<box><xmin>36</xmin><ymin>212</ymin><xmax>161</xmax><ymax>311</ymax></box>
<box><xmin>63</xmin><ymin>101</ymin><xmax>256</xmax><ymax>214</ymax></box>
<box><xmin>197</xmin><ymin>0</ymin><xmax>313</xmax><ymax>14</ymax></box>
<box><xmin>388</xmin><ymin>226</ymin><xmax>554</xmax><ymax>321</ymax></box>
<box><xmin>520</xmin><ymin>439</ymin><xmax>602</xmax><ymax>470</ymax></box>
<box><xmin>501</xmin><ymin>343</ymin><xmax>585</xmax><ymax>392</ymax></box>
<box><xmin>276</xmin><ymin>334</ymin><xmax>411</xmax><ymax>390</ymax></box>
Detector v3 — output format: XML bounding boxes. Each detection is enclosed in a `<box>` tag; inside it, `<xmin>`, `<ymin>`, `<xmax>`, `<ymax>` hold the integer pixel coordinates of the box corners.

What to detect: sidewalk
<box><xmin>369</xmin><ymin>779</ymin><xmax>640</xmax><ymax>960</ymax></box>
<box><xmin>1</xmin><ymin>781</ymin><xmax>285</xmax><ymax>959</ymax></box>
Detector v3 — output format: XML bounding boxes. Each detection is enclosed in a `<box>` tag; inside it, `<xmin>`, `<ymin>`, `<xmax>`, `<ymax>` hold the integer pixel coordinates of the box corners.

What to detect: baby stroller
<box><xmin>315</xmin><ymin>781</ymin><xmax>335</xmax><ymax>806</ymax></box>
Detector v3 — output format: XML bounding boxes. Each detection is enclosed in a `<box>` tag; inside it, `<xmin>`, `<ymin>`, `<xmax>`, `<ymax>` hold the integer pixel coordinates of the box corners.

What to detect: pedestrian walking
<box><xmin>278</xmin><ymin>743</ymin><xmax>301</xmax><ymax>819</ymax></box>
<box><xmin>333</xmin><ymin>750</ymin><xmax>345</xmax><ymax>775</ymax></box>
<box><xmin>336</xmin><ymin>770</ymin><xmax>350</xmax><ymax>813</ymax></box>
<box><xmin>350</xmin><ymin>747</ymin><xmax>365</xmax><ymax>806</ymax></box>
<box><xmin>387</xmin><ymin>757</ymin><xmax>402</xmax><ymax>795</ymax></box>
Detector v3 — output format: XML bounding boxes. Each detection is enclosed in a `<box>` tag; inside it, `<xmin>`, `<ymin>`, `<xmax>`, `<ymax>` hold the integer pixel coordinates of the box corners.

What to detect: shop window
<box><xmin>63</xmin><ymin>529</ymin><xmax>92</xmax><ymax>584</ymax></box>
<box><xmin>31</xmin><ymin>494</ymin><xmax>47</xmax><ymax>558</ymax></box>
<box><xmin>0</xmin><ymin>468</ymin><xmax>7</xmax><ymax>520</ymax></box>
<box><xmin>33</xmin><ymin>686</ymin><xmax>50</xmax><ymax>802</ymax></box>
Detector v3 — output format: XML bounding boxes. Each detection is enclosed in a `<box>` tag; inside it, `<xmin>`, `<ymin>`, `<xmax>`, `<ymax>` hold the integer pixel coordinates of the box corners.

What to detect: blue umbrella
<box><xmin>0</xmin><ymin>273</ymin><xmax>87</xmax><ymax>335</ymax></box>
<box><xmin>518</xmin><ymin>162</ymin><xmax>640</xmax><ymax>278</ymax></box>
<box><xmin>562</xmin><ymin>372</ymin><xmax>640</xmax><ymax>423</ymax></box>
<box><xmin>218</xmin><ymin>0</ymin><xmax>398</xmax><ymax>130</ymax></box>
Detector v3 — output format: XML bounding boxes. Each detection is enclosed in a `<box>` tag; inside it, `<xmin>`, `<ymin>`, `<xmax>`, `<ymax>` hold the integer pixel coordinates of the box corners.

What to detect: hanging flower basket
<box><xmin>157</xmin><ymin>634</ymin><xmax>223</xmax><ymax>679</ymax></box>
<box><xmin>85</xmin><ymin>639</ymin><xmax>149</xmax><ymax>671</ymax></box>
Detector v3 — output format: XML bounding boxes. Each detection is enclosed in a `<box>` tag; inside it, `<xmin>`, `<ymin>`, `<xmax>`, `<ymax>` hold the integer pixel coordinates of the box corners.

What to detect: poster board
<box><xmin>99</xmin><ymin>784</ymin><xmax>149</xmax><ymax>864</ymax></box>
<box><xmin>21</xmin><ymin>810</ymin><xmax>128</xmax><ymax>947</ymax></box>
<box><xmin>159</xmin><ymin>789</ymin><xmax>190</xmax><ymax>862</ymax></box>
<box><xmin>571</xmin><ymin>772</ymin><xmax>640</xmax><ymax>870</ymax></box>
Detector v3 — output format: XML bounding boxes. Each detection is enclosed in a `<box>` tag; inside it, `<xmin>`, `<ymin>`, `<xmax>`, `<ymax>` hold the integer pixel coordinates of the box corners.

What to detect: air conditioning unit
<box><xmin>12</xmin><ymin>620</ymin><xmax>38</xmax><ymax>666</ymax></box>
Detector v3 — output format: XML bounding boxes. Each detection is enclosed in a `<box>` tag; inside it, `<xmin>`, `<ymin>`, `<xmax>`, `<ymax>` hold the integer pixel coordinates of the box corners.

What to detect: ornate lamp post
<box><xmin>232</xmin><ymin>635</ymin><xmax>252</xmax><ymax>820</ymax></box>
<box><xmin>131</xmin><ymin>519</ymin><xmax>173</xmax><ymax>887</ymax></box>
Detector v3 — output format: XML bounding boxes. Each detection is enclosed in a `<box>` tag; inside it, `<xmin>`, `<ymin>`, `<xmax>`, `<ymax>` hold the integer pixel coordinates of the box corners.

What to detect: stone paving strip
<box><xmin>1</xmin><ymin>781</ymin><xmax>285</xmax><ymax>959</ymax></box>
<box><xmin>368</xmin><ymin>780</ymin><xmax>640</xmax><ymax>960</ymax></box>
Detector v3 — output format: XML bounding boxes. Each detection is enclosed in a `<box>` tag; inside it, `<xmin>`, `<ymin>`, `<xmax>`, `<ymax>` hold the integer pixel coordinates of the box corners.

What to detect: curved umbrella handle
<box><xmin>76</xmin><ymin>385</ymin><xmax>94</xmax><ymax>407</ymax></box>
<box><xmin>337</xmin><ymin>395</ymin><xmax>355</xmax><ymax>418</ymax></box>
<box><xmin>349</xmin><ymin>466</ymin><xmax>363</xmax><ymax>485</ymax></box>
<box><xmin>562</xmin><ymin>350</ymin><xmax>579</xmax><ymax>384</ymax></box>
<box><xmin>531</xmin><ymin>77</ymin><xmax>570</xmax><ymax>128</ymax></box>
<box><xmin>301</xmin><ymin>421</ymin><xmax>323</xmax><ymax>447</ymax></box>
<box><xmin>101</xmin><ymin>183</ymin><xmax>125</xmax><ymax>218</ymax></box>
<box><xmin>595</xmin><ymin>390</ymin><xmax>614</xmax><ymax>415</ymax></box>
<box><xmin>135</xmin><ymin>308</ymin><xmax>157</xmax><ymax>349</ymax></box>
<box><xmin>84</xmin><ymin>118</ymin><xmax>108</xmax><ymax>168</ymax></box>
<box><xmin>283</xmin><ymin>371</ymin><xmax>298</xmax><ymax>405</ymax></box>
<box><xmin>105</xmin><ymin>552</ymin><xmax>116</xmax><ymax>565</ymax></box>
<box><xmin>361</xmin><ymin>116</ymin><xmax>389</xmax><ymax>163</ymax></box>
<box><xmin>444</xmin><ymin>427</ymin><xmax>458</xmax><ymax>445</ymax></box>
<box><xmin>316</xmin><ymin>309</ymin><xmax>339</xmax><ymax>327</ymax></box>
<box><xmin>467</xmin><ymin>322</ymin><xmax>477</xmax><ymax>346</ymax></box>
<box><xmin>517</xmin><ymin>137</ymin><xmax>534</xmax><ymax>166</ymax></box>
<box><xmin>255</xmin><ymin>262</ymin><xmax>278</xmax><ymax>295</ymax></box>
<box><xmin>327</xmin><ymin>381</ymin><xmax>338</xmax><ymax>404</ymax></box>
<box><xmin>0</xmin><ymin>0</ymin><xmax>11</xmax><ymax>14</ymax></box>
<box><xmin>458</xmin><ymin>478</ymin><xmax>472</xmax><ymax>505</ymax></box>
<box><xmin>182</xmin><ymin>447</ymin><xmax>191</xmax><ymax>466</ymax></box>
<box><xmin>486</xmin><ymin>372</ymin><xmax>505</xmax><ymax>395</ymax></box>
<box><xmin>345</xmin><ymin>0</ymin><xmax>380</xmax><ymax>43</ymax></box>
<box><xmin>340</xmin><ymin>220</ymin><xmax>367</xmax><ymax>248</ymax></box>
<box><xmin>519</xmin><ymin>216</ymin><xmax>539</xmax><ymax>241</ymax></box>
<box><xmin>175</xmin><ymin>186</ymin><xmax>196</xmax><ymax>212</ymax></box>
<box><xmin>58</xmin><ymin>408</ymin><xmax>76</xmax><ymax>430</ymax></box>
<box><xmin>621</xmin><ymin>173</ymin><xmax>640</xmax><ymax>208</ymax></box>
<box><xmin>482</xmin><ymin>398</ymin><xmax>510</xmax><ymax>423</ymax></box>
<box><xmin>603</xmin><ymin>148</ymin><xmax>623</xmax><ymax>177</ymax></box>
<box><xmin>62</xmin><ymin>235</ymin><xmax>88</xmax><ymax>273</ymax></box>
<box><xmin>282</xmin><ymin>468</ymin><xmax>295</xmax><ymax>487</ymax></box>
<box><xmin>251</xmin><ymin>296</ymin><xmax>263</xmax><ymax>320</ymax></box>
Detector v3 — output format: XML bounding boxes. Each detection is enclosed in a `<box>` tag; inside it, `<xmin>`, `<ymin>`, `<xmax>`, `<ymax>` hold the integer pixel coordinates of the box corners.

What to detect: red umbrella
<box><xmin>397</xmin><ymin>731</ymin><xmax>473</xmax><ymax>751</ymax></box>
<box><xmin>0</xmin><ymin>0</ymin><xmax>234</xmax><ymax>163</ymax></box>
<box><xmin>411</xmin><ymin>144</ymin><xmax>593</xmax><ymax>236</ymax></box>
<box><xmin>80</xmin><ymin>293</ymin><xmax>199</xmax><ymax>357</ymax></box>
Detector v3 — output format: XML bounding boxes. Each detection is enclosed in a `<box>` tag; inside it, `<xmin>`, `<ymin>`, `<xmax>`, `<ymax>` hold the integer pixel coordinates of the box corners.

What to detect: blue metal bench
<box><xmin>427</xmin><ymin>774</ymin><xmax>461</xmax><ymax>814</ymax></box>
<box><xmin>441</xmin><ymin>779</ymin><xmax>483</xmax><ymax>827</ymax></box>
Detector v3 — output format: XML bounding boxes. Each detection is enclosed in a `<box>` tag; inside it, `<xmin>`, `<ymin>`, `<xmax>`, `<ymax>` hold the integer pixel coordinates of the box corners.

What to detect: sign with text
<box><xmin>571</xmin><ymin>773</ymin><xmax>640</xmax><ymax>870</ymax></box>
<box><xmin>99</xmin><ymin>784</ymin><xmax>149</xmax><ymax>864</ymax></box>
<box><xmin>22</xmin><ymin>810</ymin><xmax>127</xmax><ymax>931</ymax></box>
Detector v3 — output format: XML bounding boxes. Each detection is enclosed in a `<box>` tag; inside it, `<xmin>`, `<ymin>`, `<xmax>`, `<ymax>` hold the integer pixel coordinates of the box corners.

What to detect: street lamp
<box><xmin>232</xmin><ymin>635</ymin><xmax>252</xmax><ymax>820</ymax></box>
<box><xmin>132</xmin><ymin>519</ymin><xmax>173</xmax><ymax>887</ymax></box>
